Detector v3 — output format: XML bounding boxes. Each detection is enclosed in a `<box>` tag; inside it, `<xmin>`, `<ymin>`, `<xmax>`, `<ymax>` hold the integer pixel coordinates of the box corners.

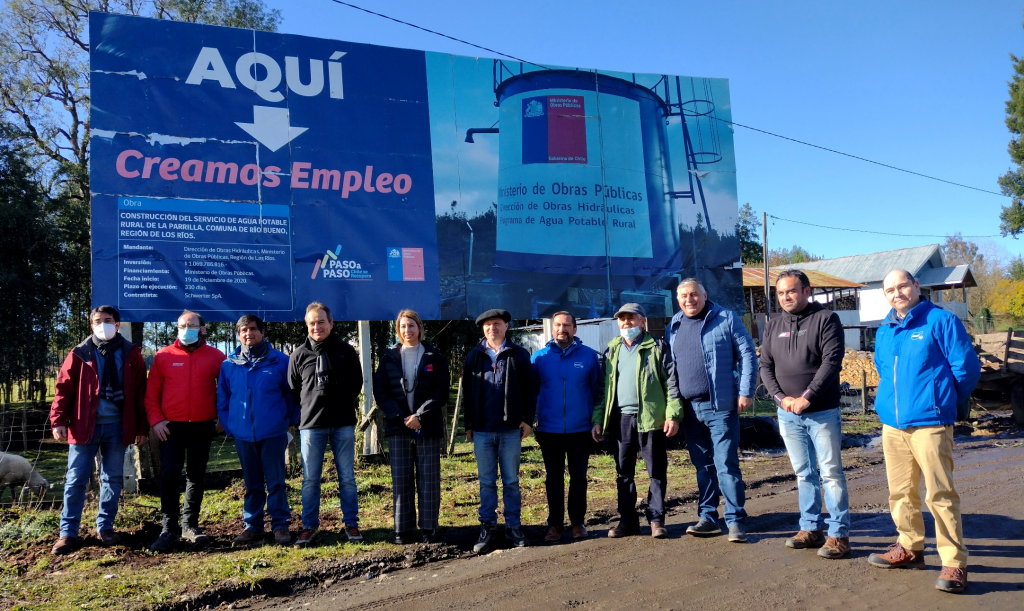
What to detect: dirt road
<box><xmin>248</xmin><ymin>437</ymin><xmax>1023</xmax><ymax>611</ymax></box>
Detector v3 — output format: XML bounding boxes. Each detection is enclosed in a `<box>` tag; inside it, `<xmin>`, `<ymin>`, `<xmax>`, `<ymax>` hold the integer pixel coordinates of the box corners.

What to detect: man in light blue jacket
<box><xmin>867</xmin><ymin>270</ymin><xmax>980</xmax><ymax>595</ymax></box>
<box><xmin>665</xmin><ymin>279</ymin><xmax>758</xmax><ymax>543</ymax></box>
<box><xmin>531</xmin><ymin>312</ymin><xmax>604</xmax><ymax>543</ymax></box>
<box><xmin>218</xmin><ymin>314</ymin><xmax>299</xmax><ymax>546</ymax></box>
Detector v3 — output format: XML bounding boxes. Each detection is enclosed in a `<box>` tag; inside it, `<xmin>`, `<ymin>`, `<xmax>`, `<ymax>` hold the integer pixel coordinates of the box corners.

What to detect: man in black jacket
<box><xmin>289</xmin><ymin>302</ymin><xmax>364</xmax><ymax>547</ymax></box>
<box><xmin>759</xmin><ymin>270</ymin><xmax>850</xmax><ymax>559</ymax></box>
<box><xmin>463</xmin><ymin>308</ymin><xmax>537</xmax><ymax>554</ymax></box>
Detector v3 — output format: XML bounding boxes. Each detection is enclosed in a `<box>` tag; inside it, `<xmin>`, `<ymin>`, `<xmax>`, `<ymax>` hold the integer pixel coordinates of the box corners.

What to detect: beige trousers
<box><xmin>881</xmin><ymin>424</ymin><xmax>968</xmax><ymax>568</ymax></box>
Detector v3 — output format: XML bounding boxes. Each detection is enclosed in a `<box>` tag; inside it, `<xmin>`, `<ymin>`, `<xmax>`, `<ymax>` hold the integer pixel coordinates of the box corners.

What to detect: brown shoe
<box><xmin>867</xmin><ymin>542</ymin><xmax>926</xmax><ymax>569</ymax></box>
<box><xmin>785</xmin><ymin>530</ymin><xmax>825</xmax><ymax>549</ymax></box>
<box><xmin>544</xmin><ymin>526</ymin><xmax>563</xmax><ymax>543</ymax></box>
<box><xmin>572</xmin><ymin>524</ymin><xmax>589</xmax><ymax>540</ymax></box>
<box><xmin>232</xmin><ymin>529</ymin><xmax>263</xmax><ymax>546</ymax></box>
<box><xmin>344</xmin><ymin>526</ymin><xmax>363</xmax><ymax>542</ymax></box>
<box><xmin>818</xmin><ymin>536</ymin><xmax>850</xmax><ymax>559</ymax></box>
<box><xmin>52</xmin><ymin>536</ymin><xmax>80</xmax><ymax>556</ymax></box>
<box><xmin>273</xmin><ymin>528</ymin><xmax>291</xmax><ymax>545</ymax></box>
<box><xmin>97</xmin><ymin>530</ymin><xmax>121</xmax><ymax>547</ymax></box>
<box><xmin>936</xmin><ymin>566</ymin><xmax>968</xmax><ymax>593</ymax></box>
<box><xmin>650</xmin><ymin>520</ymin><xmax>667</xmax><ymax>539</ymax></box>
<box><xmin>607</xmin><ymin>523</ymin><xmax>640</xmax><ymax>538</ymax></box>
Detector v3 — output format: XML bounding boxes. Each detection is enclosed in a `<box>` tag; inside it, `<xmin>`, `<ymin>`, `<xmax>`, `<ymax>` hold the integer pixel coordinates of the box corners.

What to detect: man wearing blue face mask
<box><xmin>665</xmin><ymin>278</ymin><xmax>758</xmax><ymax>544</ymax></box>
<box><xmin>146</xmin><ymin>310</ymin><xmax>226</xmax><ymax>552</ymax></box>
<box><xmin>592</xmin><ymin>303</ymin><xmax>682</xmax><ymax>539</ymax></box>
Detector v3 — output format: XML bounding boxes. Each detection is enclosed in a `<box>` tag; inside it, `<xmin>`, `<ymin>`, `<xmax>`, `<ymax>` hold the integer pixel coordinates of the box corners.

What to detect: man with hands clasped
<box><xmin>759</xmin><ymin>270</ymin><xmax>851</xmax><ymax>559</ymax></box>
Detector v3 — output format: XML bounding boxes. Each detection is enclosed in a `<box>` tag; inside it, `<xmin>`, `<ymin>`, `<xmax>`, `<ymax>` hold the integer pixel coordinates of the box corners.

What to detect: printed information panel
<box><xmin>115</xmin><ymin>197</ymin><xmax>292</xmax><ymax>314</ymax></box>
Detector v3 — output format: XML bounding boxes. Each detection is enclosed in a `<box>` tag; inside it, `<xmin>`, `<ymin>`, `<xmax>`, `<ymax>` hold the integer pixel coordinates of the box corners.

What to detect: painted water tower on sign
<box><xmin>466</xmin><ymin>61</ymin><xmax>723</xmax><ymax>317</ymax></box>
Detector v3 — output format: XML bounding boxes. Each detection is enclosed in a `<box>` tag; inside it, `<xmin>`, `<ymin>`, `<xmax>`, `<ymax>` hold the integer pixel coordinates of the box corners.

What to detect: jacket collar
<box><xmin>778</xmin><ymin>300</ymin><xmax>824</xmax><ymax>323</ymax></box>
<box><xmin>882</xmin><ymin>298</ymin><xmax>933</xmax><ymax>328</ymax></box>
<box><xmin>227</xmin><ymin>342</ymin><xmax>278</xmax><ymax>366</ymax></box>
<box><xmin>546</xmin><ymin>337</ymin><xmax>580</xmax><ymax>354</ymax></box>
<box><xmin>608</xmin><ymin>331</ymin><xmax>655</xmax><ymax>351</ymax></box>
<box><xmin>671</xmin><ymin>300</ymin><xmax>720</xmax><ymax>329</ymax></box>
<box><xmin>72</xmin><ymin>336</ymin><xmax>137</xmax><ymax>363</ymax></box>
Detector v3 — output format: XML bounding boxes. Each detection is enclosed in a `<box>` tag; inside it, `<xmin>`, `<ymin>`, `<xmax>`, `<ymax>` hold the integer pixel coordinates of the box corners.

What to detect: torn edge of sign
<box><xmin>92</xmin><ymin>69</ymin><xmax>148</xmax><ymax>80</ymax></box>
<box><xmin>90</xmin><ymin>129</ymin><xmax>254</xmax><ymax>147</ymax></box>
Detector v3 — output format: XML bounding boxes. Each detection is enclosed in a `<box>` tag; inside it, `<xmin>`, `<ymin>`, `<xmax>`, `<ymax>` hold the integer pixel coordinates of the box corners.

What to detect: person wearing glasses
<box><xmin>146</xmin><ymin>310</ymin><xmax>226</xmax><ymax>552</ymax></box>
<box><xmin>372</xmin><ymin>309</ymin><xmax>450</xmax><ymax>544</ymax></box>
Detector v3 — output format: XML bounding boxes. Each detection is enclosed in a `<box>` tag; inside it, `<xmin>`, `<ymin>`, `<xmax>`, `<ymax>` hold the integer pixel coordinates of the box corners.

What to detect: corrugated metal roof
<box><xmin>743</xmin><ymin>267</ymin><xmax>865</xmax><ymax>289</ymax></box>
<box><xmin>916</xmin><ymin>264</ymin><xmax>977</xmax><ymax>288</ymax></box>
<box><xmin>781</xmin><ymin>244</ymin><xmax>943</xmax><ymax>284</ymax></box>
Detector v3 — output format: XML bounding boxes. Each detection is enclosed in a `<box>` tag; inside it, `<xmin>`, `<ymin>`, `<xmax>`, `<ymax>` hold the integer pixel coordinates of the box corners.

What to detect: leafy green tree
<box><xmin>999</xmin><ymin>32</ymin><xmax>1024</xmax><ymax>237</ymax></box>
<box><xmin>1008</xmin><ymin>255</ymin><xmax>1024</xmax><ymax>281</ymax></box>
<box><xmin>0</xmin><ymin>126</ymin><xmax>64</xmax><ymax>400</ymax></box>
<box><xmin>735</xmin><ymin>202</ymin><xmax>762</xmax><ymax>264</ymax></box>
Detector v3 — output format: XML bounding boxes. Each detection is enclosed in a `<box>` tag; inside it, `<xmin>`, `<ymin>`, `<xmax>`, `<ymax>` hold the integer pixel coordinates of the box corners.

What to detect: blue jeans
<box><xmin>300</xmin><ymin>426</ymin><xmax>359</xmax><ymax>529</ymax></box>
<box><xmin>473</xmin><ymin>429</ymin><xmax>522</xmax><ymax>527</ymax></box>
<box><xmin>235</xmin><ymin>434</ymin><xmax>290</xmax><ymax>532</ymax></box>
<box><xmin>680</xmin><ymin>400</ymin><xmax>747</xmax><ymax>525</ymax></box>
<box><xmin>778</xmin><ymin>407</ymin><xmax>850</xmax><ymax>537</ymax></box>
<box><xmin>60</xmin><ymin>422</ymin><xmax>126</xmax><ymax>537</ymax></box>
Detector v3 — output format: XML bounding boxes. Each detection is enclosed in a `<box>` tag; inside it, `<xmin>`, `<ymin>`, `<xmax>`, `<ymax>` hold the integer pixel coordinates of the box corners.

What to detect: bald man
<box><xmin>868</xmin><ymin>270</ymin><xmax>980</xmax><ymax>594</ymax></box>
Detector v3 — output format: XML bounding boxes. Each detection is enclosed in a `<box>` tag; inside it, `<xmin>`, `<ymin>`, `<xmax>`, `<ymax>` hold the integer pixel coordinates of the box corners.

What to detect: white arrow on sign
<box><xmin>235</xmin><ymin>105</ymin><xmax>308</xmax><ymax>152</ymax></box>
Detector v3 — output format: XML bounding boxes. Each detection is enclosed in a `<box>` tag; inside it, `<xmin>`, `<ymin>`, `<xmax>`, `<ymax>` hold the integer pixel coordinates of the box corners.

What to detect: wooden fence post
<box><xmin>860</xmin><ymin>370</ymin><xmax>868</xmax><ymax>415</ymax></box>
<box><xmin>447</xmin><ymin>376</ymin><xmax>464</xmax><ymax>456</ymax></box>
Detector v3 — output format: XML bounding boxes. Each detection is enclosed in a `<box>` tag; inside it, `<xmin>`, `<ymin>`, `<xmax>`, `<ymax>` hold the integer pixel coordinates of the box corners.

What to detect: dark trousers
<box><xmin>388</xmin><ymin>435</ymin><xmax>441</xmax><ymax>532</ymax></box>
<box><xmin>235</xmin><ymin>434</ymin><xmax>290</xmax><ymax>532</ymax></box>
<box><xmin>610</xmin><ymin>413</ymin><xmax>668</xmax><ymax>525</ymax></box>
<box><xmin>536</xmin><ymin>430</ymin><xmax>592</xmax><ymax>527</ymax></box>
<box><xmin>158</xmin><ymin>420</ymin><xmax>215</xmax><ymax>531</ymax></box>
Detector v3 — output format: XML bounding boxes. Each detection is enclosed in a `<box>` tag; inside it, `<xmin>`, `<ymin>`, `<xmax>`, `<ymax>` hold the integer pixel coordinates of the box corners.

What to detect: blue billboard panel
<box><xmin>90</xmin><ymin>13</ymin><xmax>742</xmax><ymax>321</ymax></box>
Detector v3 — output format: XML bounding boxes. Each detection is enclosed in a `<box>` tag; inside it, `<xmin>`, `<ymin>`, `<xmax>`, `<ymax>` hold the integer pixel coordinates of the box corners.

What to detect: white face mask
<box><xmin>92</xmin><ymin>323</ymin><xmax>118</xmax><ymax>342</ymax></box>
<box><xmin>619</xmin><ymin>326</ymin><xmax>642</xmax><ymax>342</ymax></box>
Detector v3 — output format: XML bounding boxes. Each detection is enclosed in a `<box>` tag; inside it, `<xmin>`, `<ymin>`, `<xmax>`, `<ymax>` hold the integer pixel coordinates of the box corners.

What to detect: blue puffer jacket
<box><xmin>874</xmin><ymin>300</ymin><xmax>980</xmax><ymax>429</ymax></box>
<box><xmin>217</xmin><ymin>344</ymin><xmax>299</xmax><ymax>442</ymax></box>
<box><xmin>665</xmin><ymin>301</ymin><xmax>758</xmax><ymax>411</ymax></box>
<box><xmin>531</xmin><ymin>337</ymin><xmax>604</xmax><ymax>434</ymax></box>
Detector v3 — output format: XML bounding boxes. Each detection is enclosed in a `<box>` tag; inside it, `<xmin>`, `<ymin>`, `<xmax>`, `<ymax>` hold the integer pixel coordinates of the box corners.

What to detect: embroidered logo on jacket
<box><xmin>910</xmin><ymin>331</ymin><xmax>925</xmax><ymax>340</ymax></box>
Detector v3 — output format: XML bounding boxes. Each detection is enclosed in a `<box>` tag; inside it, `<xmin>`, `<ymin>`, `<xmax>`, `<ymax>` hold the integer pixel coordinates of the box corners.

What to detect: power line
<box><xmin>324</xmin><ymin>1</ymin><xmax>1008</xmax><ymax>199</ymax></box>
<box><xmin>768</xmin><ymin>214</ymin><xmax>1000</xmax><ymax>239</ymax></box>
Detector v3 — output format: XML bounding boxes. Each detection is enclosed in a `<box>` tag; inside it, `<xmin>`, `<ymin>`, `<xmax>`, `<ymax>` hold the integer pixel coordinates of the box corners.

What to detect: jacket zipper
<box><xmin>893</xmin><ymin>354</ymin><xmax>899</xmax><ymax>428</ymax></box>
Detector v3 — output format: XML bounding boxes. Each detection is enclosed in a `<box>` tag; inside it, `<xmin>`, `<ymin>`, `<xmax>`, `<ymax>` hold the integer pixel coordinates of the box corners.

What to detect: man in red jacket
<box><xmin>50</xmin><ymin>306</ymin><xmax>149</xmax><ymax>556</ymax></box>
<box><xmin>146</xmin><ymin>310</ymin><xmax>226</xmax><ymax>552</ymax></box>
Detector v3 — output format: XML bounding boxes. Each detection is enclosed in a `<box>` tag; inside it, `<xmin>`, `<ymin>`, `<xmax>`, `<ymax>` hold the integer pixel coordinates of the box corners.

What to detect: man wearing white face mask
<box><xmin>146</xmin><ymin>310</ymin><xmax>226</xmax><ymax>552</ymax></box>
<box><xmin>50</xmin><ymin>306</ymin><xmax>149</xmax><ymax>555</ymax></box>
<box><xmin>592</xmin><ymin>303</ymin><xmax>682</xmax><ymax>539</ymax></box>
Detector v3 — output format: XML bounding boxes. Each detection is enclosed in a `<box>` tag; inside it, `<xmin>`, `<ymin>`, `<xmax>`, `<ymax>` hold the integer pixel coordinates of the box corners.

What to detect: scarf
<box><xmin>230</xmin><ymin>339</ymin><xmax>270</xmax><ymax>366</ymax></box>
<box><xmin>92</xmin><ymin>334</ymin><xmax>125</xmax><ymax>407</ymax></box>
<box><xmin>310</xmin><ymin>335</ymin><xmax>332</xmax><ymax>390</ymax></box>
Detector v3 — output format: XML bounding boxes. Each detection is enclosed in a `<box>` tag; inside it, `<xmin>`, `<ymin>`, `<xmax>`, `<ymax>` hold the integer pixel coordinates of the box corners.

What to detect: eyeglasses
<box><xmin>177</xmin><ymin>324</ymin><xmax>201</xmax><ymax>330</ymax></box>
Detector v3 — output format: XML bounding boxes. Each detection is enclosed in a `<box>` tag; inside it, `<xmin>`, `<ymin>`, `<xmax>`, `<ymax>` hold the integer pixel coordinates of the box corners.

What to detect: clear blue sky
<box><xmin>264</xmin><ymin>0</ymin><xmax>1024</xmax><ymax>262</ymax></box>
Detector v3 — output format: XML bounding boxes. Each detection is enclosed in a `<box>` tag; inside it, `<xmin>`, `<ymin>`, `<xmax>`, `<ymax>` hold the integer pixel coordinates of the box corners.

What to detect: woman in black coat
<box><xmin>372</xmin><ymin>309</ymin><xmax>450</xmax><ymax>544</ymax></box>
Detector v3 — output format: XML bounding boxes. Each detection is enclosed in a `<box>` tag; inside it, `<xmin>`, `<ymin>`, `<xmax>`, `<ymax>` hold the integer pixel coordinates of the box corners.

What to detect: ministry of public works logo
<box><xmin>524</xmin><ymin>100</ymin><xmax>544</xmax><ymax>118</ymax></box>
<box><xmin>311</xmin><ymin>244</ymin><xmax>371</xmax><ymax>280</ymax></box>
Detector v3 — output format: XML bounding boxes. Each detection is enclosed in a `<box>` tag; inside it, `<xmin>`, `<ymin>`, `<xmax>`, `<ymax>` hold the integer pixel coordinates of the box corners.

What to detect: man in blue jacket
<box><xmin>868</xmin><ymin>270</ymin><xmax>980</xmax><ymax>594</ymax></box>
<box><xmin>217</xmin><ymin>314</ymin><xmax>299</xmax><ymax>546</ymax></box>
<box><xmin>665</xmin><ymin>278</ymin><xmax>758</xmax><ymax>543</ymax></box>
<box><xmin>531</xmin><ymin>311</ymin><xmax>604</xmax><ymax>543</ymax></box>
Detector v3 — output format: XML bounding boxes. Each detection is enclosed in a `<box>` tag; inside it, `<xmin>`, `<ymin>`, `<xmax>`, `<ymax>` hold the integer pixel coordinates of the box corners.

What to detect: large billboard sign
<box><xmin>90</xmin><ymin>13</ymin><xmax>742</xmax><ymax>322</ymax></box>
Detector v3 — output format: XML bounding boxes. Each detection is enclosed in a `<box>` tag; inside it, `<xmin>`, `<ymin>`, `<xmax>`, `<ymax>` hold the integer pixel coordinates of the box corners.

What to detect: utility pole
<box><xmin>762</xmin><ymin>211</ymin><xmax>770</xmax><ymax>321</ymax></box>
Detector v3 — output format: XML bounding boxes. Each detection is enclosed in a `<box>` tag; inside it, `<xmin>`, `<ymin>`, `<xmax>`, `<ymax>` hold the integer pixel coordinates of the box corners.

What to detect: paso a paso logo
<box><xmin>311</xmin><ymin>244</ymin><xmax>371</xmax><ymax>281</ymax></box>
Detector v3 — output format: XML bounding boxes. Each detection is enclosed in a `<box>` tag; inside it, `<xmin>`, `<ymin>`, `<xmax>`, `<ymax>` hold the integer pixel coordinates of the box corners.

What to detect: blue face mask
<box><xmin>178</xmin><ymin>327</ymin><xmax>200</xmax><ymax>345</ymax></box>
<box><xmin>619</xmin><ymin>326</ymin><xmax>642</xmax><ymax>342</ymax></box>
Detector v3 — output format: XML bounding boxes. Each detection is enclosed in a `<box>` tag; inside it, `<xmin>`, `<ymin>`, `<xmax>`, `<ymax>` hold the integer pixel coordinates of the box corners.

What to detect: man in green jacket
<box><xmin>592</xmin><ymin>303</ymin><xmax>682</xmax><ymax>539</ymax></box>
